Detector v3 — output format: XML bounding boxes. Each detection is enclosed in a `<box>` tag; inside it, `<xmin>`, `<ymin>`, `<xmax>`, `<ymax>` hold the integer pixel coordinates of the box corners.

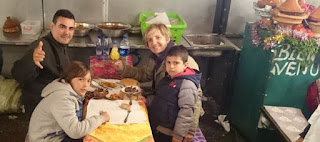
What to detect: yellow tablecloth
<box><xmin>83</xmin><ymin>101</ymin><xmax>154</xmax><ymax>142</ymax></box>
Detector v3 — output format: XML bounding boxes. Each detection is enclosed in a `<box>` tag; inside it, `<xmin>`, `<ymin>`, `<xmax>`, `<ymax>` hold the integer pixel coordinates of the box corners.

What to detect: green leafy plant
<box><xmin>258</xmin><ymin>28</ymin><xmax>274</xmax><ymax>38</ymax></box>
<box><xmin>284</xmin><ymin>37</ymin><xmax>319</xmax><ymax>68</ymax></box>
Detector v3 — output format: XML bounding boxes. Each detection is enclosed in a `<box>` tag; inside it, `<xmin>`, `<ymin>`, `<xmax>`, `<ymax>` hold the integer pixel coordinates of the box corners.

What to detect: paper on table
<box><xmin>86</xmin><ymin>99</ymin><xmax>146</xmax><ymax>124</ymax></box>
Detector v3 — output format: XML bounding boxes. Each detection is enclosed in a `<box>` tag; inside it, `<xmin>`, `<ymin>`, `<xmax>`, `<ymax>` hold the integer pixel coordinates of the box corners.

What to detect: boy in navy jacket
<box><xmin>149</xmin><ymin>45</ymin><xmax>202</xmax><ymax>142</ymax></box>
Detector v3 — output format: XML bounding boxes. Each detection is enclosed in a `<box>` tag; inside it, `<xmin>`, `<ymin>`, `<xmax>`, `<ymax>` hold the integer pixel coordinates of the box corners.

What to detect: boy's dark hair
<box><xmin>167</xmin><ymin>45</ymin><xmax>189</xmax><ymax>63</ymax></box>
<box><xmin>59</xmin><ymin>61</ymin><xmax>92</xmax><ymax>83</ymax></box>
<box><xmin>52</xmin><ymin>9</ymin><xmax>75</xmax><ymax>24</ymax></box>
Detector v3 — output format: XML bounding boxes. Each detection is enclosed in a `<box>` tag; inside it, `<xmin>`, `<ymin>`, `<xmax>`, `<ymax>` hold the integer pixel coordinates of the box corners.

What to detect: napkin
<box><xmin>146</xmin><ymin>12</ymin><xmax>171</xmax><ymax>27</ymax></box>
<box><xmin>86</xmin><ymin>99</ymin><xmax>146</xmax><ymax>124</ymax></box>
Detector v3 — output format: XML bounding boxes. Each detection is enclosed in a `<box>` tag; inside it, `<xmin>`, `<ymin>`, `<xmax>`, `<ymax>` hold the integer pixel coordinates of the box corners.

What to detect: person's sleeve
<box><xmin>187</xmin><ymin>56</ymin><xmax>204</xmax><ymax>135</ymax></box>
<box><xmin>50</xmin><ymin>93</ymin><xmax>106</xmax><ymax>139</ymax></box>
<box><xmin>120</xmin><ymin>58</ymin><xmax>155</xmax><ymax>82</ymax></box>
<box><xmin>188</xmin><ymin>96</ymin><xmax>203</xmax><ymax>135</ymax></box>
<box><xmin>11</xmin><ymin>41</ymin><xmax>41</xmax><ymax>85</ymax></box>
<box><xmin>300</xmin><ymin>124</ymin><xmax>311</xmax><ymax>138</ymax></box>
<box><xmin>172</xmin><ymin>80</ymin><xmax>197</xmax><ymax>140</ymax></box>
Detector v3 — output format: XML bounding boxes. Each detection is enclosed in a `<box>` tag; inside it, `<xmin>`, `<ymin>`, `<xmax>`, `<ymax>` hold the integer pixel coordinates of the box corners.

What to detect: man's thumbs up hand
<box><xmin>33</xmin><ymin>41</ymin><xmax>45</xmax><ymax>69</ymax></box>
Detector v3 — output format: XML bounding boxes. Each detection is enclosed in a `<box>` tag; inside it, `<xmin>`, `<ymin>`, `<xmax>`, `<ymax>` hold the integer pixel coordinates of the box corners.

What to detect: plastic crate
<box><xmin>139</xmin><ymin>12</ymin><xmax>187</xmax><ymax>44</ymax></box>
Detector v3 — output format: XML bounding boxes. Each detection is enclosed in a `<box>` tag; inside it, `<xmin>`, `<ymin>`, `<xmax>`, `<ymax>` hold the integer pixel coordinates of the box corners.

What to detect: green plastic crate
<box><xmin>139</xmin><ymin>12</ymin><xmax>187</xmax><ymax>44</ymax></box>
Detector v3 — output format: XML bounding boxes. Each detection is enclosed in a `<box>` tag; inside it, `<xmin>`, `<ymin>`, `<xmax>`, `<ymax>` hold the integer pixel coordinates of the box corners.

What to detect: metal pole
<box><xmin>213</xmin><ymin>0</ymin><xmax>232</xmax><ymax>34</ymax></box>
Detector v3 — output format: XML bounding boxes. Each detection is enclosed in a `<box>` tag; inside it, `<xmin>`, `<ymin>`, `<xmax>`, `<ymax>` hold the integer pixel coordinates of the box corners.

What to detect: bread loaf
<box><xmin>120</xmin><ymin>78</ymin><xmax>139</xmax><ymax>86</ymax></box>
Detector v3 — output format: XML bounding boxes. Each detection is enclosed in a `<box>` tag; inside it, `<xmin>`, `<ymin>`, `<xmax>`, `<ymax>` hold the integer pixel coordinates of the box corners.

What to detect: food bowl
<box><xmin>121</xmin><ymin>85</ymin><xmax>141</xmax><ymax>95</ymax></box>
<box><xmin>121</xmin><ymin>85</ymin><xmax>141</xmax><ymax>101</ymax></box>
<box><xmin>74</xmin><ymin>22</ymin><xmax>94</xmax><ymax>37</ymax></box>
<box><xmin>97</xmin><ymin>22</ymin><xmax>131</xmax><ymax>37</ymax></box>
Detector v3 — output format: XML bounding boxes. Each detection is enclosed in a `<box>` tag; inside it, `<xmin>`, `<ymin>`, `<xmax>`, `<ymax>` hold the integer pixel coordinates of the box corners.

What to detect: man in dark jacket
<box><xmin>11</xmin><ymin>9</ymin><xmax>75</xmax><ymax>114</ymax></box>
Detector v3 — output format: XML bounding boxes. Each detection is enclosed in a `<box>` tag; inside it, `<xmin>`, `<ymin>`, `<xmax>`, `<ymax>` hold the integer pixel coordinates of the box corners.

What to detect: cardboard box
<box><xmin>20</xmin><ymin>20</ymin><xmax>41</xmax><ymax>34</ymax></box>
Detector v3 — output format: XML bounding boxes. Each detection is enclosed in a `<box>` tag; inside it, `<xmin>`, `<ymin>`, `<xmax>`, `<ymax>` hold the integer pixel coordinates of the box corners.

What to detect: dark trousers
<box><xmin>62</xmin><ymin>136</ymin><xmax>83</xmax><ymax>142</ymax></box>
<box><xmin>22</xmin><ymin>89</ymin><xmax>42</xmax><ymax>115</ymax></box>
<box><xmin>153</xmin><ymin>131</ymin><xmax>172</xmax><ymax>142</ymax></box>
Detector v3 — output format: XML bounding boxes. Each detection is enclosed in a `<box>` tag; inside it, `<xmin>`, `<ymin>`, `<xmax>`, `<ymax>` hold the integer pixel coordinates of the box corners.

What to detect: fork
<box><xmin>124</xmin><ymin>94</ymin><xmax>132</xmax><ymax>123</ymax></box>
<box><xmin>123</xmin><ymin>110</ymin><xmax>131</xmax><ymax>123</ymax></box>
<box><xmin>129</xmin><ymin>94</ymin><xmax>132</xmax><ymax>105</ymax></box>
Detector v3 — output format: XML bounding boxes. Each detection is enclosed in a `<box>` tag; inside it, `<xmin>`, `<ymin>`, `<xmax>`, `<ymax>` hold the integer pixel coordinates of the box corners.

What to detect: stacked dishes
<box><xmin>272</xmin><ymin>0</ymin><xmax>309</xmax><ymax>28</ymax></box>
<box><xmin>308</xmin><ymin>6</ymin><xmax>320</xmax><ymax>38</ymax></box>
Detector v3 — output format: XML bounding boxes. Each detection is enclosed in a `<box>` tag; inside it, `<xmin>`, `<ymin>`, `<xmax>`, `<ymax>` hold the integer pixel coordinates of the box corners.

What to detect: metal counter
<box><xmin>0</xmin><ymin>28</ymin><xmax>41</xmax><ymax>45</ymax></box>
<box><xmin>0</xmin><ymin>29</ymin><xmax>240</xmax><ymax>53</ymax></box>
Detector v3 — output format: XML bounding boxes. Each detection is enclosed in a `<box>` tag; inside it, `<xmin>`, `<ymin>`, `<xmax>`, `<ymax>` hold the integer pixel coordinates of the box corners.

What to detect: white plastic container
<box><xmin>20</xmin><ymin>20</ymin><xmax>42</xmax><ymax>35</ymax></box>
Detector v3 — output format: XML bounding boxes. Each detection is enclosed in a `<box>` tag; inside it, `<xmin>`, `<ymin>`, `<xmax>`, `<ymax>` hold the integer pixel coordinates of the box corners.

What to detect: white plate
<box><xmin>92</xmin><ymin>79</ymin><xmax>122</xmax><ymax>89</ymax></box>
<box><xmin>91</xmin><ymin>79</ymin><xmax>123</xmax><ymax>97</ymax></box>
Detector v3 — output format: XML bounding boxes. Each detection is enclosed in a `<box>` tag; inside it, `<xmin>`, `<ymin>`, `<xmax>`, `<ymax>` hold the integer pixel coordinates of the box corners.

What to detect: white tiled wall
<box><xmin>1</xmin><ymin>0</ymin><xmax>320</xmax><ymax>36</ymax></box>
<box><xmin>0</xmin><ymin>0</ymin><xmax>216</xmax><ymax>34</ymax></box>
<box><xmin>42</xmin><ymin>0</ymin><xmax>108</xmax><ymax>28</ymax></box>
<box><xmin>0</xmin><ymin>0</ymin><xmax>42</xmax><ymax>28</ymax></box>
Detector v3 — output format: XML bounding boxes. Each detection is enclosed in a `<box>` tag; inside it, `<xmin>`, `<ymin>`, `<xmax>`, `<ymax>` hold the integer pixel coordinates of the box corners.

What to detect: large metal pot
<box><xmin>74</xmin><ymin>22</ymin><xmax>94</xmax><ymax>37</ymax></box>
<box><xmin>97</xmin><ymin>22</ymin><xmax>131</xmax><ymax>37</ymax></box>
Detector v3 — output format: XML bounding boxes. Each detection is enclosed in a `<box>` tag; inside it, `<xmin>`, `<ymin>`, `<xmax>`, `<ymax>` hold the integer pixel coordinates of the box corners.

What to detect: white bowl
<box><xmin>121</xmin><ymin>85</ymin><xmax>141</xmax><ymax>95</ymax></box>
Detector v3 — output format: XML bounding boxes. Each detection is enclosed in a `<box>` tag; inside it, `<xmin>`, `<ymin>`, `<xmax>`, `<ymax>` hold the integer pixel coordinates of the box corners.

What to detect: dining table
<box><xmin>82</xmin><ymin>78</ymin><xmax>155</xmax><ymax>142</ymax></box>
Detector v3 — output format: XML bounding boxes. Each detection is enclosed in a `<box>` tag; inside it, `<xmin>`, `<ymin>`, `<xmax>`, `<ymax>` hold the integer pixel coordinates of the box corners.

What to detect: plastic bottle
<box><xmin>119</xmin><ymin>35</ymin><xmax>130</xmax><ymax>64</ymax></box>
<box><xmin>119</xmin><ymin>35</ymin><xmax>130</xmax><ymax>56</ymax></box>
<box><xmin>96</xmin><ymin>35</ymin><xmax>102</xmax><ymax>60</ymax></box>
<box><xmin>110</xmin><ymin>41</ymin><xmax>120</xmax><ymax>60</ymax></box>
<box><xmin>102</xmin><ymin>35</ymin><xmax>110</xmax><ymax>60</ymax></box>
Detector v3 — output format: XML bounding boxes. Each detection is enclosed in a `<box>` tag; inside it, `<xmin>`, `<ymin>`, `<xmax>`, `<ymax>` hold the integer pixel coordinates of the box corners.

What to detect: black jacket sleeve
<box><xmin>11</xmin><ymin>40</ymin><xmax>43</xmax><ymax>85</ymax></box>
